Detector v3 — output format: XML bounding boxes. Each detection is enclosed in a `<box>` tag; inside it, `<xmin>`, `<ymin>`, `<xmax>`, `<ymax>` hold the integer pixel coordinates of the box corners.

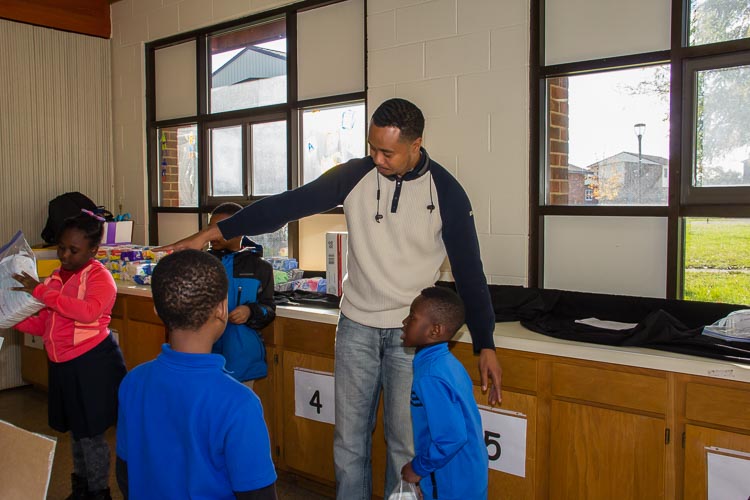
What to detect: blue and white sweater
<box><xmin>218</xmin><ymin>149</ymin><xmax>496</xmax><ymax>351</ymax></box>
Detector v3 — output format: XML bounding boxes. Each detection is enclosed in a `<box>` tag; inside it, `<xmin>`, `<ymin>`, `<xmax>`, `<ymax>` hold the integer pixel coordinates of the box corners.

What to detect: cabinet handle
<box><xmin>665</xmin><ymin>428</ymin><xmax>670</xmax><ymax>444</ymax></box>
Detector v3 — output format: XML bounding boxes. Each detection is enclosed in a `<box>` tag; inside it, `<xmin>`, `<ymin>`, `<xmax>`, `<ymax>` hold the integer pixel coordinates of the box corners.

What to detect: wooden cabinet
<box><xmin>548</xmin><ymin>362</ymin><xmax>669</xmax><ymax>500</ymax></box>
<box><xmin>550</xmin><ymin>401</ymin><xmax>665</xmax><ymax>499</ymax></box>
<box><xmin>682</xmin><ymin>380</ymin><xmax>750</xmax><ymax>500</ymax></box>
<box><xmin>21</xmin><ymin>292</ymin><xmax>750</xmax><ymax>500</ymax></box>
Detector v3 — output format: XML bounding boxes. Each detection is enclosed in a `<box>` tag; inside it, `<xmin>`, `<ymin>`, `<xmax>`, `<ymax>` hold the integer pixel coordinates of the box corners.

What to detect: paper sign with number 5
<box><xmin>478</xmin><ymin>406</ymin><xmax>527</xmax><ymax>477</ymax></box>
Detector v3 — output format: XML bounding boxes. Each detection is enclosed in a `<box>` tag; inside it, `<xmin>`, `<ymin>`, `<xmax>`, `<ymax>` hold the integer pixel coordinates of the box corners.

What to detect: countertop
<box><xmin>116</xmin><ymin>282</ymin><xmax>750</xmax><ymax>383</ymax></box>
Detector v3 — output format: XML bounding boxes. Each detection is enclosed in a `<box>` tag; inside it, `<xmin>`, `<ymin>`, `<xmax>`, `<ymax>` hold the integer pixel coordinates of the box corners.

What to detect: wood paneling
<box><xmin>278</xmin><ymin>317</ymin><xmax>336</xmax><ymax>357</ymax></box>
<box><xmin>126</xmin><ymin>296</ymin><xmax>162</xmax><ymax>325</ymax></box>
<box><xmin>478</xmin><ymin>388</ymin><xmax>537</xmax><ymax>500</ymax></box>
<box><xmin>122</xmin><ymin>321</ymin><xmax>165</xmax><ymax>370</ymax></box>
<box><xmin>0</xmin><ymin>0</ymin><xmax>111</xmax><ymax>38</ymax></box>
<box><xmin>452</xmin><ymin>343</ymin><xmax>538</xmax><ymax>393</ymax></box>
<box><xmin>686</xmin><ymin>382</ymin><xmax>750</xmax><ymax>432</ymax></box>
<box><xmin>683</xmin><ymin>424</ymin><xmax>750</xmax><ymax>500</ymax></box>
<box><xmin>550</xmin><ymin>400</ymin><xmax>666</xmax><ymax>500</ymax></box>
<box><xmin>552</xmin><ymin>362</ymin><xmax>667</xmax><ymax>414</ymax></box>
<box><xmin>281</xmin><ymin>350</ymin><xmax>336</xmax><ymax>483</ymax></box>
<box><xmin>21</xmin><ymin>346</ymin><xmax>48</xmax><ymax>388</ymax></box>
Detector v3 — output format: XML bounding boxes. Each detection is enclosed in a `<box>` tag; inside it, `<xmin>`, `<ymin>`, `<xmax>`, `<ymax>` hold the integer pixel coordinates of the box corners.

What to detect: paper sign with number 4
<box><xmin>478</xmin><ymin>406</ymin><xmax>527</xmax><ymax>477</ymax></box>
<box><xmin>294</xmin><ymin>367</ymin><xmax>335</xmax><ymax>425</ymax></box>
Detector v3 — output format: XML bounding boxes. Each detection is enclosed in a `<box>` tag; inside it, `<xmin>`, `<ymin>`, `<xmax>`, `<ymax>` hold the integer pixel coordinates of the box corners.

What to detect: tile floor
<box><xmin>0</xmin><ymin>385</ymin><xmax>332</xmax><ymax>500</ymax></box>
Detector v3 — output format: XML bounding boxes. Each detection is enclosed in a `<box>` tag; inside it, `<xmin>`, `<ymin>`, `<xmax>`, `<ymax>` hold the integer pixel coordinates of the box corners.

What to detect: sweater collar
<box><xmin>157</xmin><ymin>344</ymin><xmax>226</xmax><ymax>371</ymax></box>
<box><xmin>381</xmin><ymin>148</ymin><xmax>430</xmax><ymax>182</ymax></box>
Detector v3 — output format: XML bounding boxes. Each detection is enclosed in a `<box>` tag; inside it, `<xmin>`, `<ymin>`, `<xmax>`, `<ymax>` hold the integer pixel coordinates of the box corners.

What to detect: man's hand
<box><xmin>12</xmin><ymin>271</ymin><xmax>40</xmax><ymax>295</ymax></box>
<box><xmin>229</xmin><ymin>305</ymin><xmax>251</xmax><ymax>324</ymax></box>
<box><xmin>401</xmin><ymin>461</ymin><xmax>421</xmax><ymax>484</ymax></box>
<box><xmin>155</xmin><ymin>225</ymin><xmax>222</xmax><ymax>253</ymax></box>
<box><xmin>479</xmin><ymin>348</ymin><xmax>502</xmax><ymax>405</ymax></box>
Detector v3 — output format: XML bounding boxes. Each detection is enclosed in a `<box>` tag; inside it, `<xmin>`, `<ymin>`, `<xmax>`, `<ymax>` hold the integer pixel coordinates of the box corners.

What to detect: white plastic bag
<box><xmin>388</xmin><ymin>479</ymin><xmax>420</xmax><ymax>500</ymax></box>
<box><xmin>0</xmin><ymin>231</ymin><xmax>44</xmax><ymax>328</ymax></box>
<box><xmin>703</xmin><ymin>309</ymin><xmax>750</xmax><ymax>341</ymax></box>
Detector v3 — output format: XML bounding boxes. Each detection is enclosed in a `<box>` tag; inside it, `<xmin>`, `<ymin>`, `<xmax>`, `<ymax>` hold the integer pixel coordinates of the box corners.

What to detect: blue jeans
<box><xmin>334</xmin><ymin>314</ymin><xmax>415</xmax><ymax>500</ymax></box>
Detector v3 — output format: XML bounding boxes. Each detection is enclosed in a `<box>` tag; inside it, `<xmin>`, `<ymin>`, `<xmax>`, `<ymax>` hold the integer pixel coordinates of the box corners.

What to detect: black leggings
<box><xmin>72</xmin><ymin>433</ymin><xmax>110</xmax><ymax>491</ymax></box>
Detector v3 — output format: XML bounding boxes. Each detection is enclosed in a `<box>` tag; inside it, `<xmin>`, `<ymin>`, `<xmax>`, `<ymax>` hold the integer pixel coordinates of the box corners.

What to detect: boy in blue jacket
<box><xmin>208</xmin><ymin>202</ymin><xmax>276</xmax><ymax>387</ymax></box>
<box><xmin>400</xmin><ymin>287</ymin><xmax>489</xmax><ymax>500</ymax></box>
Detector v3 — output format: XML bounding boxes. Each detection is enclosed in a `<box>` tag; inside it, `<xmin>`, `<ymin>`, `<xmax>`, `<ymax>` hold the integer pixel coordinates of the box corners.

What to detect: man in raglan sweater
<box><xmin>162</xmin><ymin>98</ymin><xmax>502</xmax><ymax>500</ymax></box>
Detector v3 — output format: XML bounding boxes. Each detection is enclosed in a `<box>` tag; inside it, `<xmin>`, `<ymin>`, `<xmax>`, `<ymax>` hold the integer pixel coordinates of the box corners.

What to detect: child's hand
<box><xmin>11</xmin><ymin>271</ymin><xmax>40</xmax><ymax>295</ymax></box>
<box><xmin>229</xmin><ymin>305</ymin><xmax>252</xmax><ymax>324</ymax></box>
<box><xmin>401</xmin><ymin>462</ymin><xmax>421</xmax><ymax>483</ymax></box>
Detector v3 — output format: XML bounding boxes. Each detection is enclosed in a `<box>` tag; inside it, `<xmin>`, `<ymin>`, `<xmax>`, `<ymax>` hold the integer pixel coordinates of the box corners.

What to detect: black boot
<box><xmin>88</xmin><ymin>487</ymin><xmax>112</xmax><ymax>500</ymax></box>
<box><xmin>64</xmin><ymin>473</ymin><xmax>88</xmax><ymax>500</ymax></box>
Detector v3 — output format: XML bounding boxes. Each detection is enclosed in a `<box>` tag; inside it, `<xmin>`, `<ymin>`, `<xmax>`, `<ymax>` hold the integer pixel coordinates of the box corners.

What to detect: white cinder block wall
<box><xmin>110</xmin><ymin>0</ymin><xmax>531</xmax><ymax>285</ymax></box>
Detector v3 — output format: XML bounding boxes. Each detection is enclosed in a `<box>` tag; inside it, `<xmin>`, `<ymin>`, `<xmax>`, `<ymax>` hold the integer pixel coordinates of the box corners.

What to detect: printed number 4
<box><xmin>485</xmin><ymin>430</ymin><xmax>501</xmax><ymax>461</ymax></box>
<box><xmin>309</xmin><ymin>390</ymin><xmax>322</xmax><ymax>414</ymax></box>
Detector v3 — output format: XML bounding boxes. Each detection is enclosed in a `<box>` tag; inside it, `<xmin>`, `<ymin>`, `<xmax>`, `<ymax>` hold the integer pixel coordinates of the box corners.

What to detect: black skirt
<box><xmin>47</xmin><ymin>334</ymin><xmax>127</xmax><ymax>440</ymax></box>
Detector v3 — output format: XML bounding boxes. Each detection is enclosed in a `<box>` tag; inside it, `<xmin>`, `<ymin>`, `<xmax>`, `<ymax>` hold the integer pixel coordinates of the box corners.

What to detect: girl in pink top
<box><xmin>13</xmin><ymin>210</ymin><xmax>126</xmax><ymax>500</ymax></box>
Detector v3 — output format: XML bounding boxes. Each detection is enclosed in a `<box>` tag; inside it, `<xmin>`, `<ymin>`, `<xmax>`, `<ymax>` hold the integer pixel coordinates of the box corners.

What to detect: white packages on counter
<box><xmin>0</xmin><ymin>231</ymin><xmax>44</xmax><ymax>329</ymax></box>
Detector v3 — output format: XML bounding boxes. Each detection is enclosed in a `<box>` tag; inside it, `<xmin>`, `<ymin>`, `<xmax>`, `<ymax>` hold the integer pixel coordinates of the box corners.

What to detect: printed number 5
<box><xmin>309</xmin><ymin>390</ymin><xmax>322</xmax><ymax>414</ymax></box>
<box><xmin>485</xmin><ymin>430</ymin><xmax>502</xmax><ymax>461</ymax></box>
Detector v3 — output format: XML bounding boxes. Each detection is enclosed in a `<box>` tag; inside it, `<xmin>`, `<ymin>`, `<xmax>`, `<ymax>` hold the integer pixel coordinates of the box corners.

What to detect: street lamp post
<box><xmin>634</xmin><ymin>123</ymin><xmax>646</xmax><ymax>204</ymax></box>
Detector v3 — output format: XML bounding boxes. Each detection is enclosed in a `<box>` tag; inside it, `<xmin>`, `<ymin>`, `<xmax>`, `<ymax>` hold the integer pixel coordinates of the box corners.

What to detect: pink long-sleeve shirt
<box><xmin>15</xmin><ymin>259</ymin><xmax>117</xmax><ymax>363</ymax></box>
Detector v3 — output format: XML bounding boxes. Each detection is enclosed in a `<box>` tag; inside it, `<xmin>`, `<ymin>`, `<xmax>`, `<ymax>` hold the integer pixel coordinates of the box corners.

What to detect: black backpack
<box><xmin>41</xmin><ymin>192</ymin><xmax>99</xmax><ymax>245</ymax></box>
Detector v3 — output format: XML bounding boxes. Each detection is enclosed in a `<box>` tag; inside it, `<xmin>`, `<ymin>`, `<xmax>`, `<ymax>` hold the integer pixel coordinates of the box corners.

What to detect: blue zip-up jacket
<box><xmin>218</xmin><ymin>150</ymin><xmax>496</xmax><ymax>352</ymax></box>
<box><xmin>410</xmin><ymin>342</ymin><xmax>488</xmax><ymax>499</ymax></box>
<box><xmin>209</xmin><ymin>247</ymin><xmax>275</xmax><ymax>381</ymax></box>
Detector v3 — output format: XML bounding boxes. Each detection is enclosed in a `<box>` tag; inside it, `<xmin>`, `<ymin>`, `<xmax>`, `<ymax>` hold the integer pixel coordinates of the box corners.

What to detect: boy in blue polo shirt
<box><xmin>400</xmin><ymin>286</ymin><xmax>488</xmax><ymax>500</ymax></box>
<box><xmin>115</xmin><ymin>250</ymin><xmax>277</xmax><ymax>500</ymax></box>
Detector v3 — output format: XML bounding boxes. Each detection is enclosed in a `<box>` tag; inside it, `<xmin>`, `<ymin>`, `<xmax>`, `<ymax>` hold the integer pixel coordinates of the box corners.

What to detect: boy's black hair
<box><xmin>371</xmin><ymin>98</ymin><xmax>425</xmax><ymax>143</ymax></box>
<box><xmin>58</xmin><ymin>213</ymin><xmax>104</xmax><ymax>249</ymax></box>
<box><xmin>151</xmin><ymin>249</ymin><xmax>228</xmax><ymax>331</ymax></box>
<box><xmin>211</xmin><ymin>202</ymin><xmax>243</xmax><ymax>218</ymax></box>
<box><xmin>420</xmin><ymin>286</ymin><xmax>466</xmax><ymax>336</ymax></box>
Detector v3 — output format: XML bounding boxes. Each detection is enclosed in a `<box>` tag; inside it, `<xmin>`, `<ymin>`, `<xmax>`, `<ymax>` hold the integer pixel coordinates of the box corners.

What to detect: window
<box><xmin>146</xmin><ymin>0</ymin><xmax>365</xmax><ymax>259</ymax></box>
<box><xmin>157</xmin><ymin>124</ymin><xmax>198</xmax><ymax>207</ymax></box>
<box><xmin>683</xmin><ymin>218</ymin><xmax>750</xmax><ymax>305</ymax></box>
<box><xmin>681</xmin><ymin>53</ymin><xmax>750</xmax><ymax>204</ymax></box>
<box><xmin>533</xmin><ymin>0</ymin><xmax>750</xmax><ymax>302</ymax></box>
<box><xmin>545</xmin><ymin>66</ymin><xmax>670</xmax><ymax>206</ymax></box>
<box><xmin>209</xmin><ymin>19</ymin><xmax>287</xmax><ymax>113</ymax></box>
<box><xmin>301</xmin><ymin>102</ymin><xmax>366</xmax><ymax>184</ymax></box>
<box><xmin>688</xmin><ymin>0</ymin><xmax>750</xmax><ymax>46</ymax></box>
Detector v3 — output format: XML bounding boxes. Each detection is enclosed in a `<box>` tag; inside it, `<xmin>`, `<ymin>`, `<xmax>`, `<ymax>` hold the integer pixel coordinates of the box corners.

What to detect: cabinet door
<box><xmin>684</xmin><ymin>424</ymin><xmax>750</xmax><ymax>500</ymax></box>
<box><xmin>475</xmin><ymin>388</ymin><xmax>537</xmax><ymax>500</ymax></box>
<box><xmin>122</xmin><ymin>320</ymin><xmax>165</xmax><ymax>370</ymax></box>
<box><xmin>550</xmin><ymin>400</ymin><xmax>665</xmax><ymax>500</ymax></box>
<box><xmin>252</xmin><ymin>346</ymin><xmax>278</xmax><ymax>464</ymax></box>
<box><xmin>281</xmin><ymin>350</ymin><xmax>336</xmax><ymax>483</ymax></box>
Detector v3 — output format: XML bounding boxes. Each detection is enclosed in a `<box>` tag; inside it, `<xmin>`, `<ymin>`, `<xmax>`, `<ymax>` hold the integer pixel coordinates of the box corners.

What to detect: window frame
<box><xmin>680</xmin><ymin>50</ymin><xmax>750</xmax><ymax>205</ymax></box>
<box><xmin>530</xmin><ymin>0</ymin><xmax>750</xmax><ymax>299</ymax></box>
<box><xmin>145</xmin><ymin>0</ymin><xmax>366</xmax><ymax>256</ymax></box>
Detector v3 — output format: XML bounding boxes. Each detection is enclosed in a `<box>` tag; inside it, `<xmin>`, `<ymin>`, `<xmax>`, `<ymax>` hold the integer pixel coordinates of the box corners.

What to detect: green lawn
<box><xmin>684</xmin><ymin>219</ymin><xmax>750</xmax><ymax>269</ymax></box>
<box><xmin>683</xmin><ymin>218</ymin><xmax>750</xmax><ymax>305</ymax></box>
<box><xmin>683</xmin><ymin>270</ymin><xmax>750</xmax><ymax>305</ymax></box>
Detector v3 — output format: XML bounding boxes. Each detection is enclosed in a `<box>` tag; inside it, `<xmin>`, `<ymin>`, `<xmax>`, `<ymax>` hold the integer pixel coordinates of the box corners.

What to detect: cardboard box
<box><xmin>326</xmin><ymin>232</ymin><xmax>348</xmax><ymax>297</ymax></box>
<box><xmin>0</xmin><ymin>419</ymin><xmax>56</xmax><ymax>499</ymax></box>
<box><xmin>31</xmin><ymin>248</ymin><xmax>60</xmax><ymax>278</ymax></box>
<box><xmin>101</xmin><ymin>220</ymin><xmax>133</xmax><ymax>245</ymax></box>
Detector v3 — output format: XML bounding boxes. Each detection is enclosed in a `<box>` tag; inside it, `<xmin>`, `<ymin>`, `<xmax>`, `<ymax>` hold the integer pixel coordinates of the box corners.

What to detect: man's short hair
<box><xmin>371</xmin><ymin>98</ymin><xmax>425</xmax><ymax>143</ymax></box>
<box><xmin>211</xmin><ymin>202</ymin><xmax>243</xmax><ymax>218</ymax></box>
<box><xmin>151</xmin><ymin>249</ymin><xmax>228</xmax><ymax>331</ymax></box>
<box><xmin>420</xmin><ymin>286</ymin><xmax>466</xmax><ymax>336</ymax></box>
